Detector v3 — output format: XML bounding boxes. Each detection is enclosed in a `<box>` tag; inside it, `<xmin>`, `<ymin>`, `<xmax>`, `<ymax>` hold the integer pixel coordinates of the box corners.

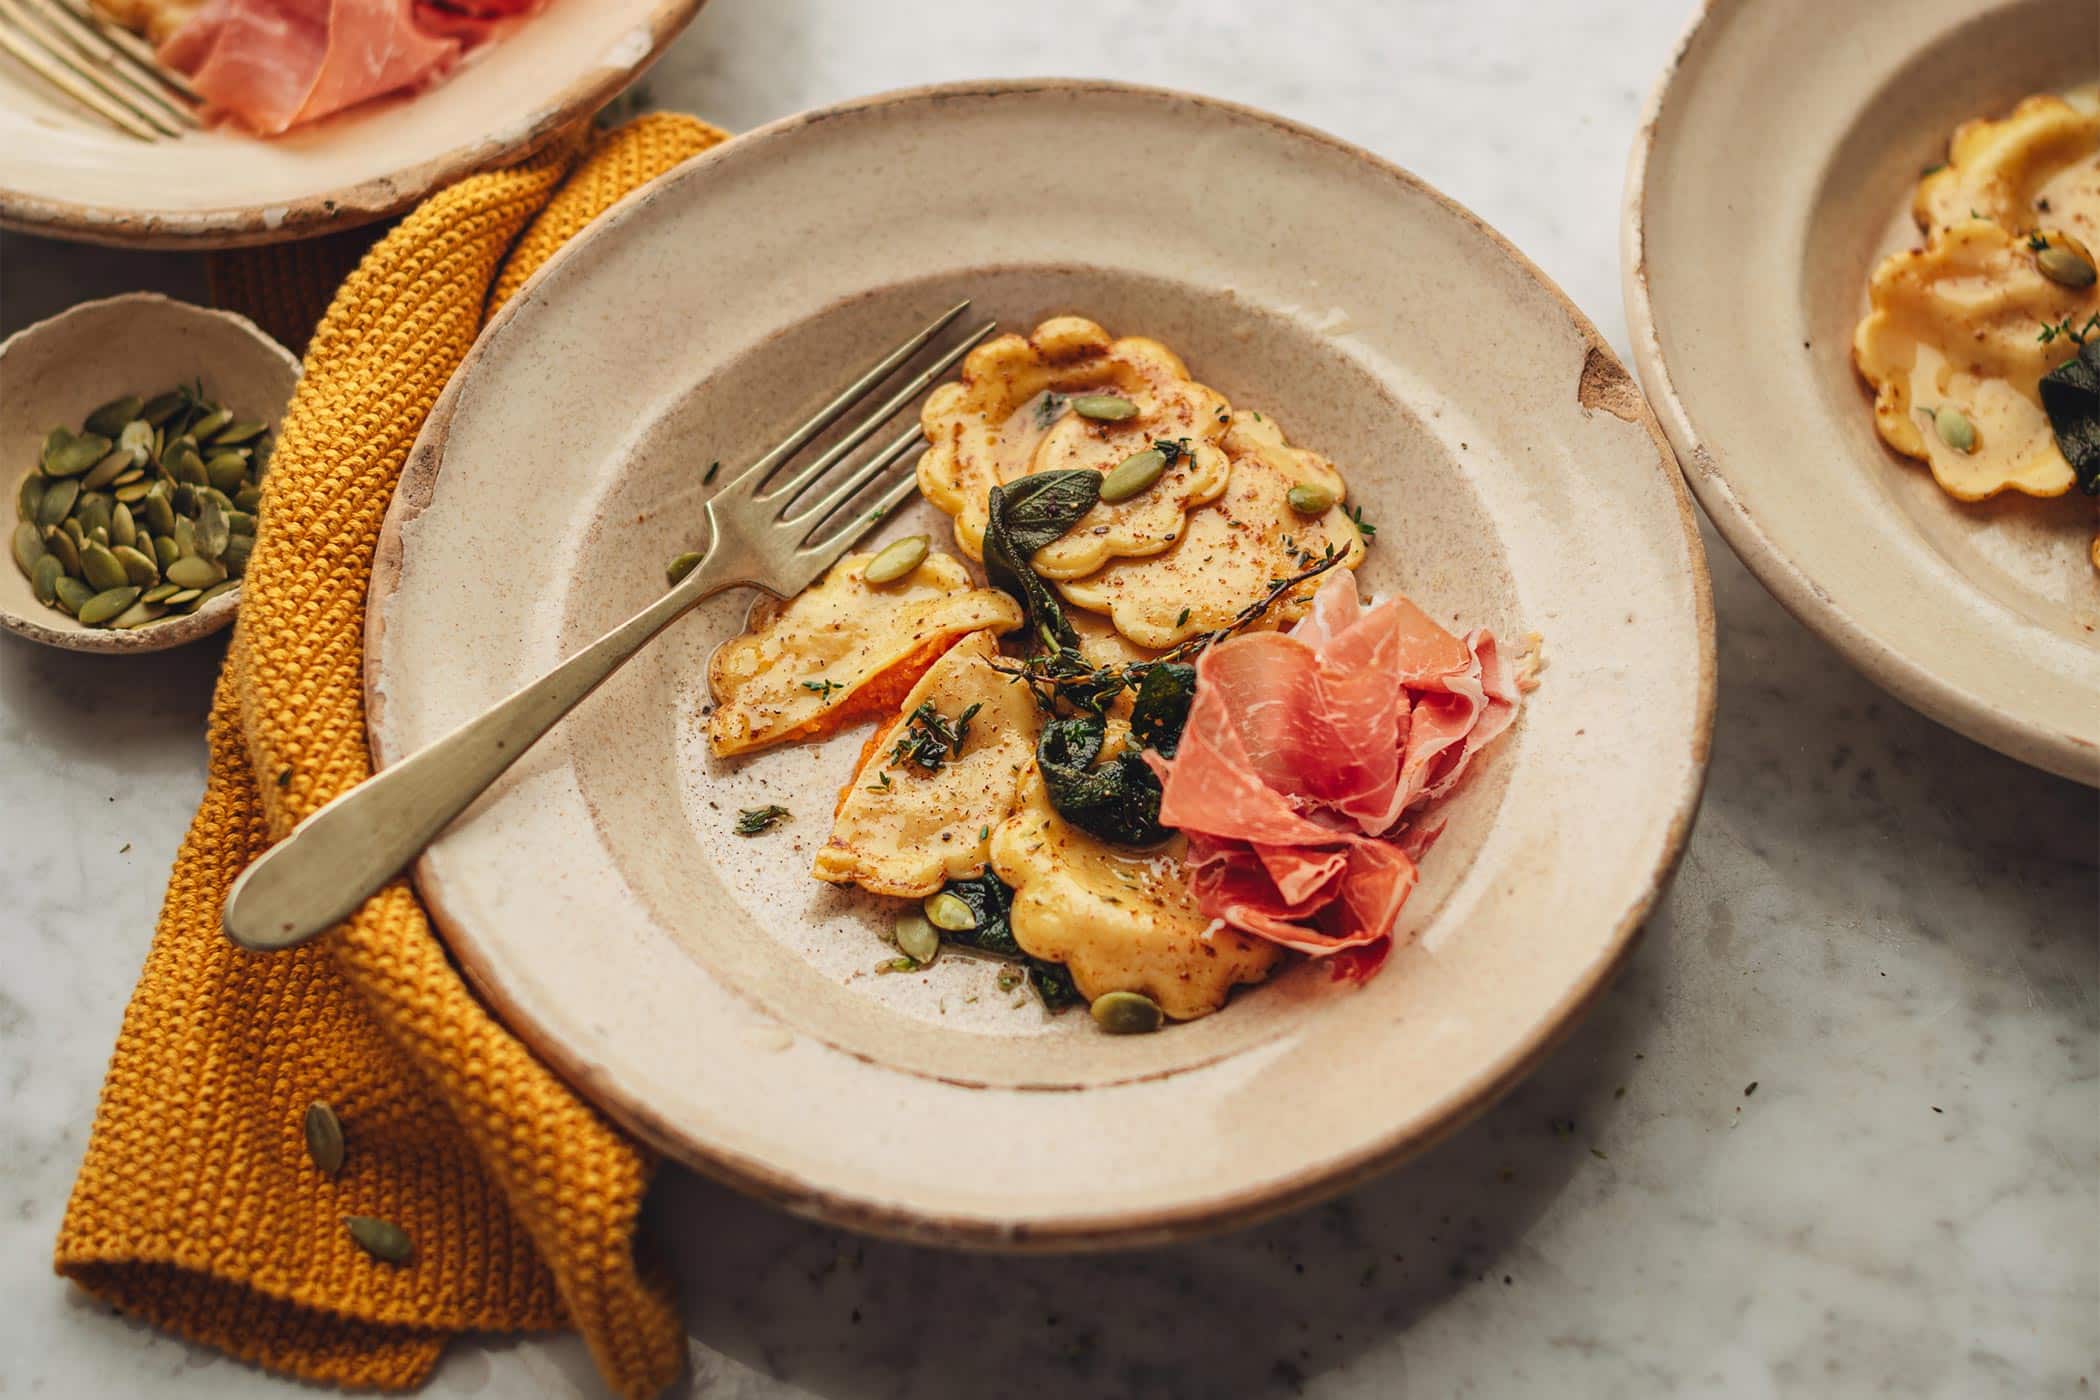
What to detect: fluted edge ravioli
<box><xmin>707</xmin><ymin>551</ymin><xmax>1021</xmax><ymax>757</ymax></box>
<box><xmin>916</xmin><ymin>316</ymin><xmax>1232</xmax><ymax>580</ymax></box>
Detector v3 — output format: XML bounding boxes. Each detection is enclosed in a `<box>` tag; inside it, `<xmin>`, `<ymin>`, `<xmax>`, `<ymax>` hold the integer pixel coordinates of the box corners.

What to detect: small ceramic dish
<box><xmin>1625</xmin><ymin>0</ymin><xmax>2100</xmax><ymax>784</ymax></box>
<box><xmin>0</xmin><ymin>293</ymin><xmax>298</xmax><ymax>653</ymax></box>
<box><xmin>0</xmin><ymin>0</ymin><xmax>702</xmax><ymax>249</ymax></box>
<box><xmin>369</xmin><ymin>81</ymin><xmax>1714</xmax><ymax>1247</ymax></box>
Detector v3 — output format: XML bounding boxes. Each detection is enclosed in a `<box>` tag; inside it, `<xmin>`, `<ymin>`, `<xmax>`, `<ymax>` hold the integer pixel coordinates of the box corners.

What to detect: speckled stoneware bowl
<box><xmin>0</xmin><ymin>293</ymin><xmax>297</xmax><ymax>653</ymax></box>
<box><xmin>369</xmin><ymin>81</ymin><xmax>1715</xmax><ymax>1247</ymax></box>
<box><xmin>0</xmin><ymin>0</ymin><xmax>702</xmax><ymax>249</ymax></box>
<box><xmin>1625</xmin><ymin>0</ymin><xmax>2100</xmax><ymax>785</ymax></box>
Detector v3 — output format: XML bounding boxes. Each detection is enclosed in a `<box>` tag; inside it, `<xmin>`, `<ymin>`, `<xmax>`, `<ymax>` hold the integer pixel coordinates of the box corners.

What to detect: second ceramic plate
<box><xmin>369</xmin><ymin>81</ymin><xmax>1713</xmax><ymax>1246</ymax></box>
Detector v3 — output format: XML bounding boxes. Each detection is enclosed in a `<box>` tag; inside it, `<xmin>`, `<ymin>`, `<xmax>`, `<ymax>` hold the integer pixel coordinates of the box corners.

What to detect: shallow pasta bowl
<box><xmin>368</xmin><ymin>80</ymin><xmax>1714</xmax><ymax>1247</ymax></box>
<box><xmin>1625</xmin><ymin>0</ymin><xmax>2100</xmax><ymax>784</ymax></box>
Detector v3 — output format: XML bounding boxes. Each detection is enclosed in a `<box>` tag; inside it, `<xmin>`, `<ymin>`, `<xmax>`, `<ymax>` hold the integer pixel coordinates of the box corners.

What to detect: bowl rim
<box><xmin>374</xmin><ymin>77</ymin><xmax>1717</xmax><ymax>1249</ymax></box>
<box><xmin>0</xmin><ymin>0</ymin><xmax>705</xmax><ymax>251</ymax></box>
<box><xmin>0</xmin><ymin>291</ymin><xmax>296</xmax><ymax>653</ymax></box>
<box><xmin>1620</xmin><ymin>0</ymin><xmax>2100</xmax><ymax>787</ymax></box>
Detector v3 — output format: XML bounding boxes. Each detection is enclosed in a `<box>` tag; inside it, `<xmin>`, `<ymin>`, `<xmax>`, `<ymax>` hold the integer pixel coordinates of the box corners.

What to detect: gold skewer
<box><xmin>20</xmin><ymin>0</ymin><xmax>195</xmax><ymax>127</ymax></box>
<box><xmin>0</xmin><ymin>12</ymin><xmax>157</xmax><ymax>139</ymax></box>
<box><xmin>0</xmin><ymin>0</ymin><xmax>181</xmax><ymax>136</ymax></box>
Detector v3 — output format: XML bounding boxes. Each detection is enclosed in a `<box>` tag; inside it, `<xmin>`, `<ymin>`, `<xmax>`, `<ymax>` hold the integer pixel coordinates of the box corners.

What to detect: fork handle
<box><xmin>221</xmin><ymin>556</ymin><xmax>728</xmax><ymax>952</ymax></box>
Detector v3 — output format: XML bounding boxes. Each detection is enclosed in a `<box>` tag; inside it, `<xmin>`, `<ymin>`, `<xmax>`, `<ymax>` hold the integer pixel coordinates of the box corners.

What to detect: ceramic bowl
<box><xmin>1625</xmin><ymin>0</ymin><xmax>2100</xmax><ymax>784</ymax></box>
<box><xmin>369</xmin><ymin>81</ymin><xmax>1714</xmax><ymax>1247</ymax></box>
<box><xmin>0</xmin><ymin>293</ymin><xmax>298</xmax><ymax>652</ymax></box>
<box><xmin>0</xmin><ymin>1</ymin><xmax>702</xmax><ymax>249</ymax></box>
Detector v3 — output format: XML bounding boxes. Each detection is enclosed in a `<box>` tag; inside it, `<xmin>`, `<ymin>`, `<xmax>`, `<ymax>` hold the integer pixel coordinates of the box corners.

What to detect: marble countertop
<box><xmin>2</xmin><ymin>1</ymin><xmax>2094</xmax><ymax>1396</ymax></box>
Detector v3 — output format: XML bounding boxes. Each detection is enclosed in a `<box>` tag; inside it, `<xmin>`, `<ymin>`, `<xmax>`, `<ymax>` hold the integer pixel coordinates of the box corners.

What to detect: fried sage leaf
<box><xmin>936</xmin><ymin>871</ymin><xmax>1082</xmax><ymax>1011</ymax></box>
<box><xmin>2039</xmin><ymin>338</ymin><xmax>2100</xmax><ymax>495</ymax></box>
<box><xmin>980</xmin><ymin>469</ymin><xmax>1100</xmax><ymax>647</ymax></box>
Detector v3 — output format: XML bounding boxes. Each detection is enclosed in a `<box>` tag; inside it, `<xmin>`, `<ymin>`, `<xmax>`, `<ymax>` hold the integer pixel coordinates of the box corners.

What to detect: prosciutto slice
<box><xmin>160</xmin><ymin>0</ymin><xmax>534</xmax><ymax>134</ymax></box>
<box><xmin>1148</xmin><ymin>573</ymin><xmax>1519</xmax><ymax>975</ymax></box>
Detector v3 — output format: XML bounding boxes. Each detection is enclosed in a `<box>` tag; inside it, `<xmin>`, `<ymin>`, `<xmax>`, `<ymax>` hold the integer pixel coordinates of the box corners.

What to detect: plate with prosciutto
<box><xmin>0</xmin><ymin>0</ymin><xmax>701</xmax><ymax>247</ymax></box>
<box><xmin>368</xmin><ymin>81</ymin><xmax>1715</xmax><ymax>1245</ymax></box>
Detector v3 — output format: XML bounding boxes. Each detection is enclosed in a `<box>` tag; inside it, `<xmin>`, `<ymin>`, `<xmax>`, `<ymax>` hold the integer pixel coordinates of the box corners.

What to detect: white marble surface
<box><xmin>2</xmin><ymin>1</ymin><xmax>2095</xmax><ymax>1396</ymax></box>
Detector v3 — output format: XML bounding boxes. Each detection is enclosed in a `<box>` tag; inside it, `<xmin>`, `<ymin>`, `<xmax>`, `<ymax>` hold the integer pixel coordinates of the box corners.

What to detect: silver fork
<box><xmin>221</xmin><ymin>301</ymin><xmax>996</xmax><ymax>953</ymax></box>
<box><xmin>0</xmin><ymin>0</ymin><xmax>200</xmax><ymax>141</ymax></box>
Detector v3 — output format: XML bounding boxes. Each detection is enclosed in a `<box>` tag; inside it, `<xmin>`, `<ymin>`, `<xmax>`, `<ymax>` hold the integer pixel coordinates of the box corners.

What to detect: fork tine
<box><xmin>0</xmin><ymin>0</ymin><xmax>181</xmax><ymax>135</ymax></box>
<box><xmin>783</xmin><ymin>422</ymin><xmax>923</xmax><ymax>530</ymax></box>
<box><xmin>23</xmin><ymin>0</ymin><xmax>196</xmax><ymax>127</ymax></box>
<box><xmin>798</xmin><ymin>460</ymin><xmax>928</xmax><ymax>561</ymax></box>
<box><xmin>0</xmin><ymin>13</ymin><xmax>158</xmax><ymax>138</ymax></box>
<box><xmin>729</xmin><ymin>300</ymin><xmax>971</xmax><ymax>493</ymax></box>
<box><xmin>763</xmin><ymin>320</ymin><xmax>996</xmax><ymax>506</ymax></box>
<box><xmin>63</xmin><ymin>0</ymin><xmax>196</xmax><ymax>100</ymax></box>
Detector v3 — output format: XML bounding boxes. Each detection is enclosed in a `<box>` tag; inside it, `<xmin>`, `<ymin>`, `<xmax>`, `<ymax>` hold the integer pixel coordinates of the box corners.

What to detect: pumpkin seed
<box><xmin>165</xmin><ymin>554</ymin><xmax>224</xmax><ymax>590</ymax></box>
<box><xmin>142</xmin><ymin>485</ymin><xmax>176</xmax><ymax>535</ymax></box>
<box><xmin>162</xmin><ymin>587</ymin><xmax>203</xmax><ymax>607</ymax></box>
<box><xmin>1935</xmin><ymin>405</ymin><xmax>1978</xmax><ymax>453</ymax></box>
<box><xmin>118</xmin><ymin>418</ymin><xmax>155</xmax><ymax>464</ymax></box>
<box><xmin>345</xmin><ymin>1215</ymin><xmax>412</xmax><ymax>1264</ymax></box>
<box><xmin>233</xmin><ymin>483</ymin><xmax>263</xmax><ymax>513</ymax></box>
<box><xmin>75</xmin><ymin>585</ymin><xmax>139</xmax><ymax>627</ymax></box>
<box><xmin>11</xmin><ymin>521</ymin><xmax>45</xmax><ymax>574</ymax></box>
<box><xmin>1072</xmin><ymin>394</ymin><xmax>1138</xmax><ymax>421</ymax></box>
<box><xmin>62</xmin><ymin>519</ymin><xmax>84</xmax><ymax>546</ymax></box>
<box><xmin>80</xmin><ymin>540</ymin><xmax>128</xmax><ymax>591</ymax></box>
<box><xmin>863</xmin><ymin>534</ymin><xmax>929</xmax><ymax>585</ymax></box>
<box><xmin>83</xmin><ymin>395</ymin><xmax>142</xmax><ymax>438</ymax></box>
<box><xmin>1090</xmin><ymin>990</ymin><xmax>1164</xmax><ymax>1035</ymax></box>
<box><xmin>52</xmin><ymin>576</ymin><xmax>92</xmax><ymax>616</ymax></box>
<box><xmin>113</xmin><ymin>479</ymin><xmax>153</xmax><ymax>504</ymax></box>
<box><xmin>111</xmin><ymin>600</ymin><xmax>166</xmax><ymax>629</ymax></box>
<box><xmin>87</xmin><ymin>525</ymin><xmax>109</xmax><ymax>549</ymax></box>
<box><xmin>205</xmin><ymin>452</ymin><xmax>248</xmax><ymax>495</ymax></box>
<box><xmin>893</xmin><ymin>911</ymin><xmax>939</xmax><ymax>965</ymax></box>
<box><xmin>44</xmin><ymin>432</ymin><xmax>111</xmax><ymax>478</ymax></box>
<box><xmin>112</xmin><ymin>544</ymin><xmax>159</xmax><ymax>588</ymax></box>
<box><xmin>18</xmin><ymin>473</ymin><xmax>45</xmax><ymax>522</ymax></box>
<box><xmin>2036</xmin><ymin>243</ymin><xmax>2097</xmax><ymax>290</ymax></box>
<box><xmin>303</xmin><ymin>1102</ymin><xmax>345</xmax><ymax>1174</ymax></box>
<box><xmin>923</xmin><ymin>890</ymin><xmax>977</xmax><ymax>932</ymax></box>
<box><xmin>211</xmin><ymin>418</ymin><xmax>265</xmax><ymax>447</ymax></box>
<box><xmin>227</xmin><ymin>509</ymin><xmax>256</xmax><ymax>536</ymax></box>
<box><xmin>1286</xmin><ymin>483</ymin><xmax>1336</xmax><ymax>515</ymax></box>
<box><xmin>75</xmin><ymin>492</ymin><xmax>113</xmax><ymax>539</ymax></box>
<box><xmin>152</xmin><ymin>534</ymin><xmax>178</xmax><ymax>571</ymax></box>
<box><xmin>44</xmin><ymin>526</ymin><xmax>81</xmax><ymax>576</ymax></box>
<box><xmin>31</xmin><ymin>554</ymin><xmax>62</xmax><ymax>604</ymax></box>
<box><xmin>111</xmin><ymin>501</ymin><xmax>136</xmax><ymax>550</ymax></box>
<box><xmin>79</xmin><ymin>451</ymin><xmax>128</xmax><ymax>492</ymax></box>
<box><xmin>1099</xmin><ymin>447</ymin><xmax>1166</xmax><ymax>502</ymax></box>
<box><xmin>221</xmin><ymin>534</ymin><xmax>252</xmax><ymax>576</ymax></box>
<box><xmin>140</xmin><ymin>583</ymin><xmax>181</xmax><ymax>604</ymax></box>
<box><xmin>171</xmin><ymin>515</ymin><xmax>195</xmax><ymax>557</ymax></box>
<box><xmin>188</xmin><ymin>579</ymin><xmax>238</xmax><ymax>611</ymax></box>
<box><xmin>196</xmin><ymin>497</ymin><xmax>230</xmax><ymax>561</ymax></box>
<box><xmin>168</xmin><ymin>442</ymin><xmax>207</xmax><ymax>486</ymax></box>
<box><xmin>35</xmin><ymin>477</ymin><xmax>80</xmax><ymax>528</ymax></box>
<box><xmin>140</xmin><ymin>391</ymin><xmax>185</xmax><ymax>427</ymax></box>
<box><xmin>189</xmin><ymin>406</ymin><xmax>233</xmax><ymax>442</ymax></box>
<box><xmin>665</xmin><ymin>551</ymin><xmax>704</xmax><ymax>587</ymax></box>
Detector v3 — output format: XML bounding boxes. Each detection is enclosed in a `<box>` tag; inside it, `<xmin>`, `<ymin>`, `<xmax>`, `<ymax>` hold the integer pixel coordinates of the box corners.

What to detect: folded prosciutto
<box><xmin>160</xmin><ymin>0</ymin><xmax>541</xmax><ymax>135</ymax></box>
<box><xmin>1147</xmin><ymin>574</ymin><xmax>1519</xmax><ymax>978</ymax></box>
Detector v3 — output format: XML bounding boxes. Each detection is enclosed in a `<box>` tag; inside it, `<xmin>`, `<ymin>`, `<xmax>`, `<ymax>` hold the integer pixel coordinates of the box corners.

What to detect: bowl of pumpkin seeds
<box><xmin>0</xmin><ymin>293</ymin><xmax>299</xmax><ymax>653</ymax></box>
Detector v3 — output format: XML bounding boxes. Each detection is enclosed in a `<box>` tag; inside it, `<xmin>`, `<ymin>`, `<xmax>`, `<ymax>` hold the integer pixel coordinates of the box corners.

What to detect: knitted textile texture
<box><xmin>55</xmin><ymin>113</ymin><xmax>729</xmax><ymax>1397</ymax></box>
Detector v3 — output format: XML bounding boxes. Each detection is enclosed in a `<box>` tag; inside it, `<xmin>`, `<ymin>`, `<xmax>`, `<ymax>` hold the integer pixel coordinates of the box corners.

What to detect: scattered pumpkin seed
<box><xmin>80</xmin><ymin>540</ymin><xmax>128</xmax><ymax>592</ymax></box>
<box><xmin>923</xmin><ymin>890</ymin><xmax>977</xmax><ymax>932</ymax></box>
<box><xmin>304</xmin><ymin>1102</ymin><xmax>346</xmax><ymax>1174</ymax></box>
<box><xmin>112</xmin><ymin>600</ymin><xmax>167</xmax><ymax>629</ymax></box>
<box><xmin>31</xmin><ymin>554</ymin><xmax>61</xmax><ymax>605</ymax></box>
<box><xmin>36</xmin><ymin>477</ymin><xmax>79</xmax><ymax>528</ymax></box>
<box><xmin>11</xmin><ymin>521</ymin><xmax>44</xmax><ymax>574</ymax></box>
<box><xmin>75</xmin><ymin>585</ymin><xmax>140</xmax><ymax>627</ymax></box>
<box><xmin>1934</xmin><ymin>405</ymin><xmax>1978</xmax><ymax>453</ymax></box>
<box><xmin>113</xmin><ymin>479</ymin><xmax>153</xmax><ymax>504</ymax></box>
<box><xmin>196</xmin><ymin>497</ymin><xmax>230</xmax><ymax>560</ymax></box>
<box><xmin>345</xmin><ymin>1215</ymin><xmax>413</xmax><ymax>1264</ymax></box>
<box><xmin>1072</xmin><ymin>393</ymin><xmax>1138</xmax><ymax>421</ymax></box>
<box><xmin>227</xmin><ymin>509</ymin><xmax>256</xmax><ymax>536</ymax></box>
<box><xmin>52</xmin><ymin>576</ymin><xmax>92</xmax><ymax>616</ymax></box>
<box><xmin>1286</xmin><ymin>483</ymin><xmax>1336</xmax><ymax>515</ymax></box>
<box><xmin>863</xmin><ymin>534</ymin><xmax>929</xmax><ymax>585</ymax></box>
<box><xmin>62</xmin><ymin>518</ymin><xmax>84</xmax><ymax>546</ymax></box>
<box><xmin>233</xmin><ymin>483</ymin><xmax>263</xmax><ymax>513</ymax></box>
<box><xmin>1090</xmin><ymin>990</ymin><xmax>1164</xmax><ymax>1035</ymax></box>
<box><xmin>75</xmin><ymin>492</ymin><xmax>112</xmax><ymax>540</ymax></box>
<box><xmin>165</xmin><ymin>554</ymin><xmax>224</xmax><ymax>590</ymax></box>
<box><xmin>83</xmin><ymin>395</ymin><xmax>142</xmax><ymax>438</ymax></box>
<box><xmin>86</xmin><ymin>525</ymin><xmax>109</xmax><ymax>549</ymax></box>
<box><xmin>112</xmin><ymin>544</ymin><xmax>159</xmax><ymax>588</ymax></box>
<box><xmin>168</xmin><ymin>442</ymin><xmax>207</xmax><ymax>486</ymax></box>
<box><xmin>665</xmin><ymin>550</ymin><xmax>704</xmax><ymax>587</ymax></box>
<box><xmin>2036</xmin><ymin>242</ymin><xmax>2097</xmax><ymax>290</ymax></box>
<box><xmin>140</xmin><ymin>583</ymin><xmax>181</xmax><ymax>604</ymax></box>
<box><xmin>44</xmin><ymin>527</ymin><xmax>81</xmax><ymax>575</ymax></box>
<box><xmin>171</xmin><ymin>515</ymin><xmax>195</xmax><ymax>557</ymax></box>
<box><xmin>893</xmin><ymin>910</ymin><xmax>940</xmax><ymax>965</ymax></box>
<box><xmin>1099</xmin><ymin>447</ymin><xmax>1167</xmax><ymax>502</ymax></box>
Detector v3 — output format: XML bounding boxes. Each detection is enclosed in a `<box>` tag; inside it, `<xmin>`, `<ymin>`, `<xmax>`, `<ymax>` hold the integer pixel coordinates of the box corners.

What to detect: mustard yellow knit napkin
<box><xmin>55</xmin><ymin>113</ymin><xmax>729</xmax><ymax>1397</ymax></box>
